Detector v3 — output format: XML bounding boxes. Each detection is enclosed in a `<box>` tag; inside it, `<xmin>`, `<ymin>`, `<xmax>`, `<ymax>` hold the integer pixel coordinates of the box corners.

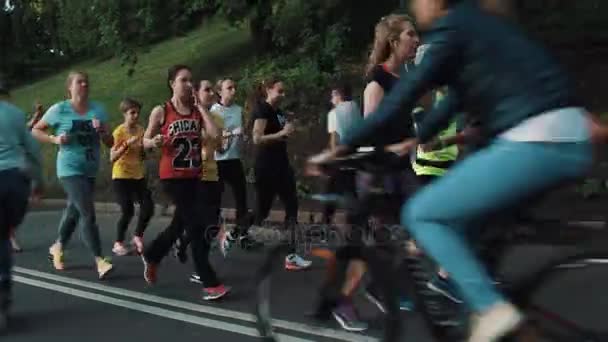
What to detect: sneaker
<box><xmin>285</xmin><ymin>254</ymin><xmax>312</xmax><ymax>271</ymax></box>
<box><xmin>364</xmin><ymin>288</ymin><xmax>386</xmax><ymax>314</ymax></box>
<box><xmin>9</xmin><ymin>237</ymin><xmax>21</xmax><ymax>253</ymax></box>
<box><xmin>142</xmin><ymin>256</ymin><xmax>157</xmax><ymax>284</ymax></box>
<box><xmin>468</xmin><ymin>302</ymin><xmax>524</xmax><ymax>342</ymax></box>
<box><xmin>427</xmin><ymin>274</ymin><xmax>463</xmax><ymax>304</ymax></box>
<box><xmin>217</xmin><ymin>229</ymin><xmax>236</xmax><ymax>257</ymax></box>
<box><xmin>202</xmin><ymin>285</ymin><xmax>231</xmax><ymax>301</ymax></box>
<box><xmin>112</xmin><ymin>242</ymin><xmax>129</xmax><ymax>256</ymax></box>
<box><xmin>332</xmin><ymin>301</ymin><xmax>368</xmax><ymax>332</ymax></box>
<box><xmin>189</xmin><ymin>273</ymin><xmax>203</xmax><ymax>284</ymax></box>
<box><xmin>399</xmin><ymin>297</ymin><xmax>415</xmax><ymax>311</ymax></box>
<box><xmin>96</xmin><ymin>258</ymin><xmax>114</xmax><ymax>280</ymax></box>
<box><xmin>239</xmin><ymin>235</ymin><xmax>263</xmax><ymax>250</ymax></box>
<box><xmin>131</xmin><ymin>236</ymin><xmax>144</xmax><ymax>255</ymax></box>
<box><xmin>48</xmin><ymin>243</ymin><xmax>65</xmax><ymax>270</ymax></box>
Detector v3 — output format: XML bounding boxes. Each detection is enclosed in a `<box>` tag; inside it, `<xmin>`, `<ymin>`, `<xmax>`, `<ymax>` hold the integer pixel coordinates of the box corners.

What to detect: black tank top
<box><xmin>364</xmin><ymin>64</ymin><xmax>415</xmax><ymax>145</ymax></box>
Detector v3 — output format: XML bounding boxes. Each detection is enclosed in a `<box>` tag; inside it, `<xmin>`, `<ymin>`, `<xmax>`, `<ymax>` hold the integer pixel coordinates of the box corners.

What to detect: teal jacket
<box><xmin>342</xmin><ymin>0</ymin><xmax>579</xmax><ymax>146</ymax></box>
<box><xmin>0</xmin><ymin>101</ymin><xmax>43</xmax><ymax>186</ymax></box>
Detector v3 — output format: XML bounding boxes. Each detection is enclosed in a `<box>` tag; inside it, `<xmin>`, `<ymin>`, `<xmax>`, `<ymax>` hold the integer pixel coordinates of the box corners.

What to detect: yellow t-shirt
<box><xmin>112</xmin><ymin>123</ymin><xmax>145</xmax><ymax>180</ymax></box>
<box><xmin>201</xmin><ymin>112</ymin><xmax>225</xmax><ymax>182</ymax></box>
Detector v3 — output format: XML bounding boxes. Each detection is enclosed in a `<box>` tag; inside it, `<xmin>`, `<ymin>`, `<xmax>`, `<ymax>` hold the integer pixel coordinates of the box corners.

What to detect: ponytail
<box><xmin>365</xmin><ymin>14</ymin><xmax>414</xmax><ymax>78</ymax></box>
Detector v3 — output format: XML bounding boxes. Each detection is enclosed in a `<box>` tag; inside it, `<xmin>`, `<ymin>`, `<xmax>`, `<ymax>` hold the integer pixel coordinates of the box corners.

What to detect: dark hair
<box><xmin>167</xmin><ymin>64</ymin><xmax>191</xmax><ymax>95</ymax></box>
<box><xmin>119</xmin><ymin>98</ymin><xmax>142</xmax><ymax>113</ymax></box>
<box><xmin>194</xmin><ymin>79</ymin><xmax>213</xmax><ymax>91</ymax></box>
<box><xmin>244</xmin><ymin>76</ymin><xmax>282</xmax><ymax>114</ymax></box>
<box><xmin>331</xmin><ymin>82</ymin><xmax>353</xmax><ymax>101</ymax></box>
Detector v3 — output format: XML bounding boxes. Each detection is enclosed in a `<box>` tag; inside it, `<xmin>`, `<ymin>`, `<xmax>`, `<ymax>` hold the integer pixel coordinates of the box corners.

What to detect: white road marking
<box><xmin>14</xmin><ymin>275</ymin><xmax>312</xmax><ymax>342</ymax></box>
<box><xmin>14</xmin><ymin>267</ymin><xmax>377</xmax><ymax>342</ymax></box>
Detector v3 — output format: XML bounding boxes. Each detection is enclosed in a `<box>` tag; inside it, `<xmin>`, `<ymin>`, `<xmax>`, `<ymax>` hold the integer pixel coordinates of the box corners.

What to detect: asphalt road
<box><xmin>6</xmin><ymin>209</ymin><xmax>608</xmax><ymax>341</ymax></box>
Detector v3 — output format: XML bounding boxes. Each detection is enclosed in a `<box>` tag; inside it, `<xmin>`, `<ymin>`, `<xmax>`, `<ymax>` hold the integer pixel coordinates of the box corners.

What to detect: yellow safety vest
<box><xmin>412</xmin><ymin>91</ymin><xmax>459</xmax><ymax>177</ymax></box>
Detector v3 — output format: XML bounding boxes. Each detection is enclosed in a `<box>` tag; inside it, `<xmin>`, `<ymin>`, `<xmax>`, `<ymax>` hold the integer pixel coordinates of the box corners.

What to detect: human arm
<box><xmin>143</xmin><ymin>105</ymin><xmax>165</xmax><ymax>149</ymax></box>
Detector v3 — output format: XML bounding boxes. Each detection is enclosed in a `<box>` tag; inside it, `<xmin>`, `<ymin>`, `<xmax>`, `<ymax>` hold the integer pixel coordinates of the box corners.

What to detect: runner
<box><xmin>249</xmin><ymin>77</ymin><xmax>312</xmax><ymax>271</ymax></box>
<box><xmin>187</xmin><ymin>79</ymin><xmax>226</xmax><ymax>283</ymax></box>
<box><xmin>0</xmin><ymin>75</ymin><xmax>44</xmax><ymax>332</ymax></box>
<box><xmin>331</xmin><ymin>14</ymin><xmax>420</xmax><ymax>330</ymax></box>
<box><xmin>141</xmin><ymin>65</ymin><xmax>229</xmax><ymax>300</ymax></box>
<box><xmin>310</xmin><ymin>0</ymin><xmax>595</xmax><ymax>340</ymax></box>
<box><xmin>31</xmin><ymin>71</ymin><xmax>114</xmax><ymax>280</ymax></box>
<box><xmin>110</xmin><ymin>98</ymin><xmax>154</xmax><ymax>256</ymax></box>
<box><xmin>322</xmin><ymin>83</ymin><xmax>361</xmax><ymax>225</ymax></box>
<box><xmin>210</xmin><ymin>78</ymin><xmax>258</xmax><ymax>254</ymax></box>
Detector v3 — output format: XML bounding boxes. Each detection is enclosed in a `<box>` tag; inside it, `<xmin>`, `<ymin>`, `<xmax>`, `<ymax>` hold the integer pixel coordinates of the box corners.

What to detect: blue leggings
<box><xmin>403</xmin><ymin>139</ymin><xmax>592</xmax><ymax>312</ymax></box>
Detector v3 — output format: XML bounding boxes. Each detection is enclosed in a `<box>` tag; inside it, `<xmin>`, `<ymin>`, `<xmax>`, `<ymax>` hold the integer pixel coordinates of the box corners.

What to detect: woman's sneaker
<box><xmin>332</xmin><ymin>301</ymin><xmax>368</xmax><ymax>332</ymax></box>
<box><xmin>131</xmin><ymin>236</ymin><xmax>144</xmax><ymax>255</ymax></box>
<box><xmin>202</xmin><ymin>285</ymin><xmax>231</xmax><ymax>301</ymax></box>
<box><xmin>96</xmin><ymin>258</ymin><xmax>114</xmax><ymax>280</ymax></box>
<box><xmin>48</xmin><ymin>243</ymin><xmax>65</xmax><ymax>270</ymax></box>
<box><xmin>285</xmin><ymin>254</ymin><xmax>312</xmax><ymax>271</ymax></box>
<box><xmin>189</xmin><ymin>273</ymin><xmax>203</xmax><ymax>284</ymax></box>
<box><xmin>112</xmin><ymin>242</ymin><xmax>129</xmax><ymax>256</ymax></box>
<box><xmin>468</xmin><ymin>302</ymin><xmax>523</xmax><ymax>342</ymax></box>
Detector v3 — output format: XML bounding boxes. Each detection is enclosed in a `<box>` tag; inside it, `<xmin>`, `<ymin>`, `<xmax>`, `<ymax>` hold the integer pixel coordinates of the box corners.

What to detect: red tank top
<box><xmin>159</xmin><ymin>101</ymin><xmax>202</xmax><ymax>179</ymax></box>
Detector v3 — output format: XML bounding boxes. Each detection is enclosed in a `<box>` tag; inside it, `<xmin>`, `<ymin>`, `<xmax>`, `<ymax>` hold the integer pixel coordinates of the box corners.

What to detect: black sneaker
<box><xmin>239</xmin><ymin>236</ymin><xmax>263</xmax><ymax>250</ymax></box>
<box><xmin>172</xmin><ymin>241</ymin><xmax>188</xmax><ymax>264</ymax></box>
<box><xmin>189</xmin><ymin>273</ymin><xmax>203</xmax><ymax>284</ymax></box>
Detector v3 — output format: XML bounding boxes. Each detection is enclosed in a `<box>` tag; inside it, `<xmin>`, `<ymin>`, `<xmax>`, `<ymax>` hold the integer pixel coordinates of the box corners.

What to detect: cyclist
<box><xmin>308</xmin><ymin>1</ymin><xmax>594</xmax><ymax>340</ymax></box>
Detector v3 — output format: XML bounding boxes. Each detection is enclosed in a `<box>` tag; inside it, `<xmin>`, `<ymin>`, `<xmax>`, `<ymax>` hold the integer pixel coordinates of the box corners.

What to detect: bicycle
<box><xmin>253</xmin><ymin>147</ymin><xmax>608</xmax><ymax>341</ymax></box>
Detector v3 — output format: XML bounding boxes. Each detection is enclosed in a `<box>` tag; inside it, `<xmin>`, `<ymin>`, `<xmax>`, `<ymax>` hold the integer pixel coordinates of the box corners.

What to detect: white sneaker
<box><xmin>285</xmin><ymin>254</ymin><xmax>312</xmax><ymax>271</ymax></box>
<box><xmin>468</xmin><ymin>302</ymin><xmax>524</xmax><ymax>342</ymax></box>
<box><xmin>112</xmin><ymin>242</ymin><xmax>129</xmax><ymax>256</ymax></box>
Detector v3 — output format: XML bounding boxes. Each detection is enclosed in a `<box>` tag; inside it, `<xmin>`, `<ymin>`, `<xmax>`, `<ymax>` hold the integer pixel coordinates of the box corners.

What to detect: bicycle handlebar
<box><xmin>319</xmin><ymin>147</ymin><xmax>411</xmax><ymax>174</ymax></box>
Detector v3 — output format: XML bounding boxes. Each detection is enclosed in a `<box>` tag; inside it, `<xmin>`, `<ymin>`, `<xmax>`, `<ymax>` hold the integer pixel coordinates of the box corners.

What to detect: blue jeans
<box><xmin>57</xmin><ymin>176</ymin><xmax>102</xmax><ymax>257</ymax></box>
<box><xmin>0</xmin><ymin>169</ymin><xmax>30</xmax><ymax>307</ymax></box>
<box><xmin>403</xmin><ymin>139</ymin><xmax>592</xmax><ymax>312</ymax></box>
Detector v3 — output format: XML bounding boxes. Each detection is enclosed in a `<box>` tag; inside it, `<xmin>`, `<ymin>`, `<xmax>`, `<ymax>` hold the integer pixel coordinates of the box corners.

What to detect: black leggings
<box><xmin>113</xmin><ymin>179</ymin><xmax>154</xmax><ymax>242</ymax></box>
<box><xmin>144</xmin><ymin>179</ymin><xmax>219</xmax><ymax>287</ymax></box>
<box><xmin>179</xmin><ymin>181</ymin><xmax>222</xmax><ymax>250</ymax></box>
<box><xmin>254</xmin><ymin>166</ymin><xmax>298</xmax><ymax>252</ymax></box>
<box><xmin>0</xmin><ymin>169</ymin><xmax>30</xmax><ymax>308</ymax></box>
<box><xmin>217</xmin><ymin>159</ymin><xmax>248</xmax><ymax>231</ymax></box>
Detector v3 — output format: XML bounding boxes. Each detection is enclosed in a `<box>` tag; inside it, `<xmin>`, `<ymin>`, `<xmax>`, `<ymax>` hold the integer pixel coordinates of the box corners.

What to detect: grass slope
<box><xmin>10</xmin><ymin>20</ymin><xmax>253</xmax><ymax>198</ymax></box>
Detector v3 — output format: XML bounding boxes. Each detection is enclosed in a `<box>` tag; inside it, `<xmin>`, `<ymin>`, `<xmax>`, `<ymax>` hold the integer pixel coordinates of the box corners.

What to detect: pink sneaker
<box><xmin>202</xmin><ymin>284</ymin><xmax>231</xmax><ymax>300</ymax></box>
<box><xmin>131</xmin><ymin>236</ymin><xmax>144</xmax><ymax>255</ymax></box>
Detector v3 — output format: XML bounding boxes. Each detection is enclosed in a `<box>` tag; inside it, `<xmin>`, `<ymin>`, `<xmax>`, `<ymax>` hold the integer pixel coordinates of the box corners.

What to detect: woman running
<box><xmin>0</xmin><ymin>77</ymin><xmax>44</xmax><ymax>332</ymax></box>
<box><xmin>187</xmin><ymin>79</ymin><xmax>226</xmax><ymax>283</ymax></box>
<box><xmin>210</xmin><ymin>78</ymin><xmax>257</xmax><ymax>254</ymax></box>
<box><xmin>32</xmin><ymin>71</ymin><xmax>114</xmax><ymax>280</ymax></box>
<box><xmin>249</xmin><ymin>78</ymin><xmax>312</xmax><ymax>271</ymax></box>
<box><xmin>141</xmin><ymin>65</ymin><xmax>229</xmax><ymax>300</ymax></box>
<box><xmin>110</xmin><ymin>98</ymin><xmax>154</xmax><ymax>256</ymax></box>
<box><xmin>330</xmin><ymin>14</ymin><xmax>421</xmax><ymax>331</ymax></box>
<box><xmin>310</xmin><ymin>0</ymin><xmax>595</xmax><ymax>340</ymax></box>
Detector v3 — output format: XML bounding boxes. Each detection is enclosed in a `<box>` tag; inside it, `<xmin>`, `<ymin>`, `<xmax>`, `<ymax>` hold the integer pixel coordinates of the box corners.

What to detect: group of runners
<box><xmin>2</xmin><ymin>1</ymin><xmax>607</xmax><ymax>341</ymax></box>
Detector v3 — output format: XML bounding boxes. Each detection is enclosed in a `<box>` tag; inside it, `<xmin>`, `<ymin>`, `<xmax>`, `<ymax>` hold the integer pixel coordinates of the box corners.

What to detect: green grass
<box><xmin>10</xmin><ymin>20</ymin><xmax>254</xmax><ymax>199</ymax></box>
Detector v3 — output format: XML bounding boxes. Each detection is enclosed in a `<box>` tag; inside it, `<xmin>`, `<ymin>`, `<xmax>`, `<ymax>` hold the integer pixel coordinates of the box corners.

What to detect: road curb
<box><xmin>32</xmin><ymin>199</ymin><xmax>345</xmax><ymax>224</ymax></box>
<box><xmin>31</xmin><ymin>199</ymin><xmax>608</xmax><ymax>227</ymax></box>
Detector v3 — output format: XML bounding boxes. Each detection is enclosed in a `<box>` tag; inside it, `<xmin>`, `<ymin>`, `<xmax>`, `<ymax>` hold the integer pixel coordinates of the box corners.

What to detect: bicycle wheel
<box><xmin>507</xmin><ymin>251</ymin><xmax>608</xmax><ymax>342</ymax></box>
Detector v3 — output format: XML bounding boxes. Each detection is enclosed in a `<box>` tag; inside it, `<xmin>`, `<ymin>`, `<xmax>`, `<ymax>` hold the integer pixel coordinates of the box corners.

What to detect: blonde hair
<box><xmin>65</xmin><ymin>71</ymin><xmax>89</xmax><ymax>99</ymax></box>
<box><xmin>366</xmin><ymin>14</ymin><xmax>415</xmax><ymax>77</ymax></box>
